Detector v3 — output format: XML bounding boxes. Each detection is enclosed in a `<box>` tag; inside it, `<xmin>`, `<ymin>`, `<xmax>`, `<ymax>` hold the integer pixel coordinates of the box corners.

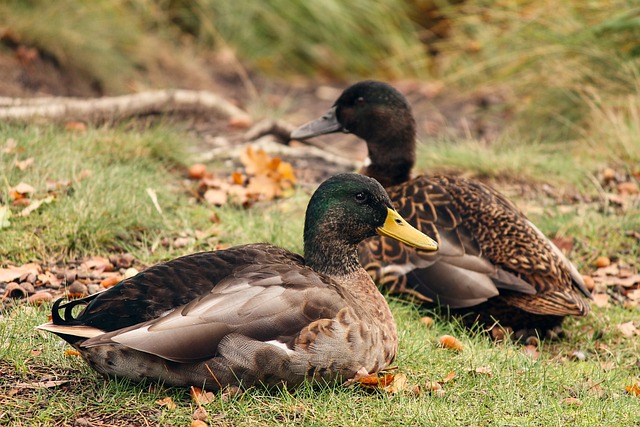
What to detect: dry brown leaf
<box><xmin>592</xmin><ymin>293</ymin><xmax>610</xmax><ymax>308</ymax></box>
<box><xmin>470</xmin><ymin>366</ymin><xmax>492</xmax><ymax>376</ymax></box>
<box><xmin>420</xmin><ymin>316</ymin><xmax>434</xmax><ymax>327</ymax></box>
<box><xmin>247</xmin><ymin>174</ymin><xmax>281</xmax><ymax>200</ymax></box>
<box><xmin>191</xmin><ymin>420</ymin><xmax>209</xmax><ymax>427</ymax></box>
<box><xmin>18</xmin><ymin>196</ymin><xmax>53</xmax><ymax>217</ymax></box>
<box><xmin>618</xmin><ymin>181</ymin><xmax>639</xmax><ymax>195</ymax></box>
<box><xmin>561</xmin><ymin>397</ymin><xmax>583</xmax><ymax>407</ymax></box>
<box><xmin>190</xmin><ymin>386</ymin><xmax>216</xmax><ymax>405</ymax></box>
<box><xmin>13</xmin><ymin>380</ymin><xmax>69</xmax><ymax>389</ymax></box>
<box><xmin>155</xmin><ymin>396</ymin><xmax>176</xmax><ymax>410</ymax></box>
<box><xmin>28</xmin><ymin>292</ymin><xmax>53</xmax><ymax>304</ymax></box>
<box><xmin>439</xmin><ymin>335</ymin><xmax>464</xmax><ymax>351</ymax></box>
<box><xmin>617</xmin><ymin>321</ymin><xmax>638</xmax><ymax>338</ymax></box>
<box><xmin>13</xmin><ymin>182</ymin><xmax>35</xmax><ymax>195</ymax></box>
<box><xmin>0</xmin><ymin>263</ymin><xmax>41</xmax><ymax>283</ymax></box>
<box><xmin>384</xmin><ymin>373</ymin><xmax>409</xmax><ymax>394</ymax></box>
<box><xmin>203</xmin><ymin>188</ymin><xmax>228</xmax><ymax>206</ymax></box>
<box><xmin>15</xmin><ymin>157</ymin><xmax>34</xmax><ymax>171</ymax></box>
<box><xmin>192</xmin><ymin>407</ymin><xmax>209</xmax><ymax>421</ymax></box>
<box><xmin>81</xmin><ymin>256</ymin><xmax>112</xmax><ymax>272</ymax></box>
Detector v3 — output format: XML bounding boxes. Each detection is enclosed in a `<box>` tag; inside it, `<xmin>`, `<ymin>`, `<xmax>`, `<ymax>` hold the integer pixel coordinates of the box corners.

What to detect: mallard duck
<box><xmin>38</xmin><ymin>173</ymin><xmax>438</xmax><ymax>390</ymax></box>
<box><xmin>291</xmin><ymin>81</ymin><xmax>591</xmax><ymax>338</ymax></box>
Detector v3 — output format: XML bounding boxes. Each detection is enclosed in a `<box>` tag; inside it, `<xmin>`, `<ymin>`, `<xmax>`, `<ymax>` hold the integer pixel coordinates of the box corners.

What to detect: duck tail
<box><xmin>51</xmin><ymin>294</ymin><xmax>99</xmax><ymax>325</ymax></box>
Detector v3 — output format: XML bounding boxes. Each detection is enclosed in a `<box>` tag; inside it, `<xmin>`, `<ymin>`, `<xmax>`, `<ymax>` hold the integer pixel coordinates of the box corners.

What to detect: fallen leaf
<box><xmin>190</xmin><ymin>386</ymin><xmax>216</xmax><ymax>405</ymax></box>
<box><xmin>17</xmin><ymin>196</ymin><xmax>53</xmax><ymax>217</ymax></box>
<box><xmin>15</xmin><ymin>157</ymin><xmax>34</xmax><ymax>170</ymax></box>
<box><xmin>617</xmin><ymin>321</ymin><xmax>638</xmax><ymax>338</ymax></box>
<box><xmin>384</xmin><ymin>373</ymin><xmax>408</xmax><ymax>394</ymax></box>
<box><xmin>440</xmin><ymin>371</ymin><xmax>457</xmax><ymax>383</ymax></box>
<box><xmin>625</xmin><ymin>382</ymin><xmax>640</xmax><ymax>396</ymax></box>
<box><xmin>81</xmin><ymin>256</ymin><xmax>112</xmax><ymax>272</ymax></box>
<box><xmin>13</xmin><ymin>380</ymin><xmax>69</xmax><ymax>389</ymax></box>
<box><xmin>155</xmin><ymin>396</ymin><xmax>176</xmax><ymax>410</ymax></box>
<box><xmin>13</xmin><ymin>182</ymin><xmax>35</xmax><ymax>195</ymax></box>
<box><xmin>65</xmin><ymin>349</ymin><xmax>81</xmax><ymax>357</ymax></box>
<box><xmin>203</xmin><ymin>188</ymin><xmax>228</xmax><ymax>206</ymax></box>
<box><xmin>0</xmin><ymin>263</ymin><xmax>41</xmax><ymax>283</ymax></box>
<box><xmin>28</xmin><ymin>292</ymin><xmax>53</xmax><ymax>304</ymax></box>
<box><xmin>595</xmin><ymin>256</ymin><xmax>611</xmax><ymax>268</ymax></box>
<box><xmin>592</xmin><ymin>293</ymin><xmax>610</xmax><ymax>308</ymax></box>
<box><xmin>420</xmin><ymin>316</ymin><xmax>434</xmax><ymax>327</ymax></box>
<box><xmin>439</xmin><ymin>335</ymin><xmax>464</xmax><ymax>351</ymax></box>
<box><xmin>618</xmin><ymin>181</ymin><xmax>639</xmax><ymax>195</ymax></box>
<box><xmin>191</xmin><ymin>420</ymin><xmax>209</xmax><ymax>427</ymax></box>
<box><xmin>354</xmin><ymin>373</ymin><xmax>396</xmax><ymax>389</ymax></box>
<box><xmin>469</xmin><ymin>366</ymin><xmax>492</xmax><ymax>376</ymax></box>
<box><xmin>562</xmin><ymin>397</ymin><xmax>583</xmax><ymax>407</ymax></box>
<box><xmin>192</xmin><ymin>406</ymin><xmax>209</xmax><ymax>421</ymax></box>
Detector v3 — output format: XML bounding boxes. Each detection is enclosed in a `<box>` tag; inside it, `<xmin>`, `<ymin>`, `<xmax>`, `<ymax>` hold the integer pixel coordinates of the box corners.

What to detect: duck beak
<box><xmin>290</xmin><ymin>107</ymin><xmax>343</xmax><ymax>140</ymax></box>
<box><xmin>377</xmin><ymin>208</ymin><xmax>438</xmax><ymax>251</ymax></box>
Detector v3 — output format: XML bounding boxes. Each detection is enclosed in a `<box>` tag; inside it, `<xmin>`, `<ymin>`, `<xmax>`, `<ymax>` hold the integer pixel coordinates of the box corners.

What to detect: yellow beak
<box><xmin>377</xmin><ymin>208</ymin><xmax>438</xmax><ymax>251</ymax></box>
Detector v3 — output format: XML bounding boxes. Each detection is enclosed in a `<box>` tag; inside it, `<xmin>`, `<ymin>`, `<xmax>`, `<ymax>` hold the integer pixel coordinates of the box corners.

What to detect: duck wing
<box><xmin>360</xmin><ymin>175</ymin><xmax>590</xmax><ymax>314</ymax></box>
<box><xmin>81</xmin><ymin>261</ymin><xmax>347</xmax><ymax>363</ymax></box>
<box><xmin>51</xmin><ymin>244</ymin><xmax>304</xmax><ymax>333</ymax></box>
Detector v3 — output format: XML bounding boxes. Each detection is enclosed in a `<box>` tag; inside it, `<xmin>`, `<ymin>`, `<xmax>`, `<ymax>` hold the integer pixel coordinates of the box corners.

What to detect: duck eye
<box><xmin>356</xmin><ymin>96</ymin><xmax>365</xmax><ymax>106</ymax></box>
<box><xmin>354</xmin><ymin>192</ymin><xmax>368</xmax><ymax>203</ymax></box>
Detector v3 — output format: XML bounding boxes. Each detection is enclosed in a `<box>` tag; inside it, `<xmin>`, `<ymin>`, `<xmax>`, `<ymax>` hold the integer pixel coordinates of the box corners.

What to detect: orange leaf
<box><xmin>439</xmin><ymin>335</ymin><xmax>464</xmax><ymax>351</ymax></box>
<box><xmin>625</xmin><ymin>382</ymin><xmax>640</xmax><ymax>396</ymax></box>
<box><xmin>440</xmin><ymin>371</ymin><xmax>457</xmax><ymax>383</ymax></box>
<box><xmin>356</xmin><ymin>373</ymin><xmax>395</xmax><ymax>389</ymax></box>
<box><xmin>64</xmin><ymin>349</ymin><xmax>81</xmax><ymax>357</ymax></box>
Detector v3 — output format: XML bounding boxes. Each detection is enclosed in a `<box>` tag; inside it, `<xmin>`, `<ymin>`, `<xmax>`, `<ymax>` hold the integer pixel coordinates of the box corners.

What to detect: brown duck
<box><xmin>38</xmin><ymin>173</ymin><xmax>438</xmax><ymax>390</ymax></box>
<box><xmin>291</xmin><ymin>81</ymin><xmax>591</xmax><ymax>338</ymax></box>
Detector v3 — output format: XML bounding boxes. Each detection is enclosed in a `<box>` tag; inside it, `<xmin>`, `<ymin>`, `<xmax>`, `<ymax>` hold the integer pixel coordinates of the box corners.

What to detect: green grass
<box><xmin>2</xmin><ymin>300</ymin><xmax>639</xmax><ymax>426</ymax></box>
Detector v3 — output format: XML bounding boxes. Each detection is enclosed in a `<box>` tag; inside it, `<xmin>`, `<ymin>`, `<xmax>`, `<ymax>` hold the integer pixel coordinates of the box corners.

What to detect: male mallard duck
<box><xmin>291</xmin><ymin>81</ymin><xmax>591</xmax><ymax>338</ymax></box>
<box><xmin>38</xmin><ymin>173</ymin><xmax>438</xmax><ymax>390</ymax></box>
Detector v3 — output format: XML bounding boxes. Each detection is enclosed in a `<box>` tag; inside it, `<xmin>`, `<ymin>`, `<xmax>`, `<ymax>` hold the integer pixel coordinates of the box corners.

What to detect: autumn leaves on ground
<box><xmin>2</xmin><ymin>1</ymin><xmax>640</xmax><ymax>426</ymax></box>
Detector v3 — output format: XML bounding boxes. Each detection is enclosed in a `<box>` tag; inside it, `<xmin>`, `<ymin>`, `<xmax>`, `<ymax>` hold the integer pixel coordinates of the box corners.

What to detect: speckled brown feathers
<box><xmin>291</xmin><ymin>81</ymin><xmax>591</xmax><ymax>336</ymax></box>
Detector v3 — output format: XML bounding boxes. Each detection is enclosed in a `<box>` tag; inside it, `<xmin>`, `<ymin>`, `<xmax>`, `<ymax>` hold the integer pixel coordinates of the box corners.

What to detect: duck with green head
<box><xmin>291</xmin><ymin>81</ymin><xmax>591</xmax><ymax>339</ymax></box>
<box><xmin>38</xmin><ymin>173</ymin><xmax>437</xmax><ymax>390</ymax></box>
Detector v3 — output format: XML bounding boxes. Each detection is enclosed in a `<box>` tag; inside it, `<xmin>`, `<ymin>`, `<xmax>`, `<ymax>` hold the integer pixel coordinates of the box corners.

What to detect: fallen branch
<box><xmin>0</xmin><ymin>89</ymin><xmax>251</xmax><ymax>122</ymax></box>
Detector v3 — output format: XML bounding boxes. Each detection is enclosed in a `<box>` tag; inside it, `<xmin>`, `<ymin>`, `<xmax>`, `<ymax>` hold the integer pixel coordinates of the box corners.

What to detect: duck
<box><xmin>291</xmin><ymin>80</ymin><xmax>591</xmax><ymax>339</ymax></box>
<box><xmin>38</xmin><ymin>173</ymin><xmax>438</xmax><ymax>390</ymax></box>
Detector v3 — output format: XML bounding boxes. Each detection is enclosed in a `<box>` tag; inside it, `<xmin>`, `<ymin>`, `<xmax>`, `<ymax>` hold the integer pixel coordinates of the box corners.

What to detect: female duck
<box><xmin>38</xmin><ymin>173</ymin><xmax>437</xmax><ymax>390</ymax></box>
<box><xmin>291</xmin><ymin>81</ymin><xmax>591</xmax><ymax>338</ymax></box>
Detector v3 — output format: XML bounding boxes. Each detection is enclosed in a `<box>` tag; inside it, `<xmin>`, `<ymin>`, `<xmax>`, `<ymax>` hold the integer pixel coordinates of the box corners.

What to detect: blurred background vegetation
<box><xmin>1</xmin><ymin>0</ymin><xmax>638</xmax><ymax>143</ymax></box>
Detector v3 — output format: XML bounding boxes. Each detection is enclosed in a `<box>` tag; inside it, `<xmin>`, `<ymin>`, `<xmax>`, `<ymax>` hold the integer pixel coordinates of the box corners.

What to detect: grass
<box><xmin>1</xmin><ymin>1</ymin><xmax>640</xmax><ymax>425</ymax></box>
<box><xmin>2</xmin><ymin>299</ymin><xmax>639</xmax><ymax>426</ymax></box>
